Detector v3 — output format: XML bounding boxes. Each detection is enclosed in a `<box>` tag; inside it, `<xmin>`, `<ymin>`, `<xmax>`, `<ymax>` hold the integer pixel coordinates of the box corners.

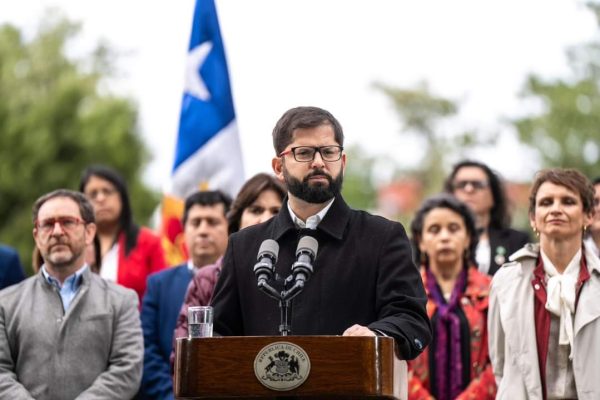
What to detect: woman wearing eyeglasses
<box><xmin>489</xmin><ymin>168</ymin><xmax>600</xmax><ymax>399</ymax></box>
<box><xmin>79</xmin><ymin>165</ymin><xmax>166</xmax><ymax>302</ymax></box>
<box><xmin>444</xmin><ymin>160</ymin><xmax>530</xmax><ymax>276</ymax></box>
<box><xmin>408</xmin><ymin>194</ymin><xmax>496</xmax><ymax>400</ymax></box>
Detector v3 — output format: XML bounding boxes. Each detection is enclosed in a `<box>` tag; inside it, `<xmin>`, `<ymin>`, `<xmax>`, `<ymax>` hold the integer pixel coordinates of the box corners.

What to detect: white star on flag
<box><xmin>185</xmin><ymin>41</ymin><xmax>213</xmax><ymax>100</ymax></box>
<box><xmin>161</xmin><ymin>0</ymin><xmax>244</xmax><ymax>267</ymax></box>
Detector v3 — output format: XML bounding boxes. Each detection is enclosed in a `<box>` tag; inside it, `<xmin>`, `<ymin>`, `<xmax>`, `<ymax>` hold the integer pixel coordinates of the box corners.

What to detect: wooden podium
<box><xmin>174</xmin><ymin>336</ymin><xmax>407</xmax><ymax>399</ymax></box>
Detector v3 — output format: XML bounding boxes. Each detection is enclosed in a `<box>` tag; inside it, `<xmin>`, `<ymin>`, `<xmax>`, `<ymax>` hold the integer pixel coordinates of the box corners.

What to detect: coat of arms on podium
<box><xmin>254</xmin><ymin>342</ymin><xmax>311</xmax><ymax>391</ymax></box>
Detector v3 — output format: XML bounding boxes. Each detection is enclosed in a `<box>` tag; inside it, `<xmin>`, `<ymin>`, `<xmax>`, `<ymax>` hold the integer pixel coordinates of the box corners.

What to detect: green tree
<box><xmin>0</xmin><ymin>13</ymin><xmax>158</xmax><ymax>275</ymax></box>
<box><xmin>375</xmin><ymin>81</ymin><xmax>480</xmax><ymax>195</ymax></box>
<box><xmin>341</xmin><ymin>145</ymin><xmax>377</xmax><ymax>211</ymax></box>
<box><xmin>512</xmin><ymin>3</ymin><xmax>600</xmax><ymax>177</ymax></box>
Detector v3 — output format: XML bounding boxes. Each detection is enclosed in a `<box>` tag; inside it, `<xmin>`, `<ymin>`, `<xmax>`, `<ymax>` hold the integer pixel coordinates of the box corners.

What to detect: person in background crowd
<box><xmin>0</xmin><ymin>244</ymin><xmax>25</xmax><ymax>289</ymax></box>
<box><xmin>584</xmin><ymin>176</ymin><xmax>600</xmax><ymax>256</ymax></box>
<box><xmin>210</xmin><ymin>106</ymin><xmax>431</xmax><ymax>360</ymax></box>
<box><xmin>444</xmin><ymin>160</ymin><xmax>529</xmax><ymax>276</ymax></box>
<box><xmin>79</xmin><ymin>165</ymin><xmax>166</xmax><ymax>302</ymax></box>
<box><xmin>408</xmin><ymin>194</ymin><xmax>496</xmax><ymax>400</ymax></box>
<box><xmin>489</xmin><ymin>168</ymin><xmax>600</xmax><ymax>399</ymax></box>
<box><xmin>0</xmin><ymin>189</ymin><xmax>142</xmax><ymax>399</ymax></box>
<box><xmin>139</xmin><ymin>190</ymin><xmax>231</xmax><ymax>400</ymax></box>
<box><xmin>173</xmin><ymin>173</ymin><xmax>286</xmax><ymax>341</ymax></box>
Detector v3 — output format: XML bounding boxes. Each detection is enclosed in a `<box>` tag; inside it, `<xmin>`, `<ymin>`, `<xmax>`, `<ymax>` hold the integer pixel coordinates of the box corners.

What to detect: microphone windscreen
<box><xmin>296</xmin><ymin>236</ymin><xmax>318</xmax><ymax>257</ymax></box>
<box><xmin>258</xmin><ymin>239</ymin><xmax>279</xmax><ymax>260</ymax></box>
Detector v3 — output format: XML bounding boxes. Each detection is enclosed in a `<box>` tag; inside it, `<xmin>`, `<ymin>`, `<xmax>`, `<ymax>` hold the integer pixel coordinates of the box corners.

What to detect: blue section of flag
<box><xmin>173</xmin><ymin>0</ymin><xmax>235</xmax><ymax>172</ymax></box>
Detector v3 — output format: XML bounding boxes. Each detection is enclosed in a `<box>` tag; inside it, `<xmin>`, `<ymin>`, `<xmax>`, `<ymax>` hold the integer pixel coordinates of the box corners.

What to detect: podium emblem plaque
<box><xmin>254</xmin><ymin>341</ymin><xmax>311</xmax><ymax>391</ymax></box>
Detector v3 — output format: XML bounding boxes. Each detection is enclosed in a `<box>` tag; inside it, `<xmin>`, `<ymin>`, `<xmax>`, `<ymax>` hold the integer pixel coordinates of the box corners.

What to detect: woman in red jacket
<box><xmin>79</xmin><ymin>165</ymin><xmax>166</xmax><ymax>302</ymax></box>
<box><xmin>408</xmin><ymin>194</ymin><xmax>496</xmax><ymax>400</ymax></box>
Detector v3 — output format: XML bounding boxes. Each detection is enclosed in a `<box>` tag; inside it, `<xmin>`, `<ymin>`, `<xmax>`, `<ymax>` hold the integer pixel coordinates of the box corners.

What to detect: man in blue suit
<box><xmin>0</xmin><ymin>244</ymin><xmax>26</xmax><ymax>290</ymax></box>
<box><xmin>139</xmin><ymin>191</ymin><xmax>231</xmax><ymax>399</ymax></box>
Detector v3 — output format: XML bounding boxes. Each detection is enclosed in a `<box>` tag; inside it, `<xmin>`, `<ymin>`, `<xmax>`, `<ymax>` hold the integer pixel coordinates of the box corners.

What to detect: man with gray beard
<box><xmin>0</xmin><ymin>189</ymin><xmax>142</xmax><ymax>399</ymax></box>
<box><xmin>211</xmin><ymin>106</ymin><xmax>431</xmax><ymax>360</ymax></box>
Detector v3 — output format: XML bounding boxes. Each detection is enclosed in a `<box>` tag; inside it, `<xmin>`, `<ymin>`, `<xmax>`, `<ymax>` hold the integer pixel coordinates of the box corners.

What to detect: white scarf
<box><xmin>541</xmin><ymin>248</ymin><xmax>581</xmax><ymax>359</ymax></box>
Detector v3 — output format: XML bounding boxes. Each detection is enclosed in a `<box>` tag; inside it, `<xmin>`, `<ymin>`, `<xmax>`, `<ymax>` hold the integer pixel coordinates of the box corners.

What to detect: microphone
<box><xmin>291</xmin><ymin>236</ymin><xmax>318</xmax><ymax>284</ymax></box>
<box><xmin>253</xmin><ymin>239</ymin><xmax>279</xmax><ymax>287</ymax></box>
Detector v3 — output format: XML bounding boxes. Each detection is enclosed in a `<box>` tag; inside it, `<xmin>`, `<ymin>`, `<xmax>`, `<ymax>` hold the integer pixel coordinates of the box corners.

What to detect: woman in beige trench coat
<box><xmin>489</xmin><ymin>168</ymin><xmax>600</xmax><ymax>400</ymax></box>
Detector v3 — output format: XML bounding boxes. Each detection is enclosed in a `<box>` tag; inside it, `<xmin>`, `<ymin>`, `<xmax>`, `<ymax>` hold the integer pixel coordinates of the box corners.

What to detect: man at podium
<box><xmin>210</xmin><ymin>106</ymin><xmax>431</xmax><ymax>360</ymax></box>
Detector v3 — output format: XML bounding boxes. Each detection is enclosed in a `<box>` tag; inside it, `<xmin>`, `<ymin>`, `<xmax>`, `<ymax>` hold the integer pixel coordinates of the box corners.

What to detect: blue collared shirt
<box><xmin>41</xmin><ymin>265</ymin><xmax>87</xmax><ymax>313</ymax></box>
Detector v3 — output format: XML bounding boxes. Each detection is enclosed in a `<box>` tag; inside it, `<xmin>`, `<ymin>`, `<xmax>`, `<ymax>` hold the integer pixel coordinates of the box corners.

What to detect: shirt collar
<box><xmin>287</xmin><ymin>198</ymin><xmax>335</xmax><ymax>230</ymax></box>
<box><xmin>188</xmin><ymin>257</ymin><xmax>223</xmax><ymax>271</ymax></box>
<box><xmin>41</xmin><ymin>264</ymin><xmax>88</xmax><ymax>290</ymax></box>
<box><xmin>540</xmin><ymin>248</ymin><xmax>581</xmax><ymax>278</ymax></box>
<box><xmin>271</xmin><ymin>194</ymin><xmax>350</xmax><ymax>241</ymax></box>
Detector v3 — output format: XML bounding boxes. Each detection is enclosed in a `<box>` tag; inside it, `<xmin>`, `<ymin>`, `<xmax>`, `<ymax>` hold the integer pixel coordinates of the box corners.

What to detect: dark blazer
<box><xmin>211</xmin><ymin>195</ymin><xmax>432</xmax><ymax>360</ymax></box>
<box><xmin>0</xmin><ymin>245</ymin><xmax>25</xmax><ymax>290</ymax></box>
<box><xmin>140</xmin><ymin>264</ymin><xmax>193</xmax><ymax>400</ymax></box>
<box><xmin>487</xmin><ymin>227</ymin><xmax>530</xmax><ymax>276</ymax></box>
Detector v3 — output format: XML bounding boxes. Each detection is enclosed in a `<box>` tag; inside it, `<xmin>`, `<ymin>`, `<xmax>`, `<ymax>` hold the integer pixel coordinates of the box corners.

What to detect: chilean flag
<box><xmin>161</xmin><ymin>0</ymin><xmax>244</xmax><ymax>265</ymax></box>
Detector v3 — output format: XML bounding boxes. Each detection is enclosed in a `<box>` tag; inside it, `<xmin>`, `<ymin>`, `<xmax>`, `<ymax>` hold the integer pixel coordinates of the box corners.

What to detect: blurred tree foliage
<box><xmin>375</xmin><ymin>81</ymin><xmax>480</xmax><ymax>195</ymax></box>
<box><xmin>0</xmin><ymin>13</ymin><xmax>158</xmax><ymax>275</ymax></box>
<box><xmin>512</xmin><ymin>2</ymin><xmax>600</xmax><ymax>178</ymax></box>
<box><xmin>341</xmin><ymin>145</ymin><xmax>377</xmax><ymax>211</ymax></box>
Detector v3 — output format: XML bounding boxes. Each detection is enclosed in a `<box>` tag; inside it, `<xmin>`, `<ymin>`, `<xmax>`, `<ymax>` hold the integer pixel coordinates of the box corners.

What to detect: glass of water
<box><xmin>188</xmin><ymin>306</ymin><xmax>213</xmax><ymax>338</ymax></box>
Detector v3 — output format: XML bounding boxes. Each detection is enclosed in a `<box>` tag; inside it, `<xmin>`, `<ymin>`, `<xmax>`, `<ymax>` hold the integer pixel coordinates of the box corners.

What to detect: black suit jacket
<box><xmin>211</xmin><ymin>195</ymin><xmax>432</xmax><ymax>360</ymax></box>
<box><xmin>0</xmin><ymin>245</ymin><xmax>25</xmax><ymax>290</ymax></box>
<box><xmin>487</xmin><ymin>227</ymin><xmax>530</xmax><ymax>276</ymax></box>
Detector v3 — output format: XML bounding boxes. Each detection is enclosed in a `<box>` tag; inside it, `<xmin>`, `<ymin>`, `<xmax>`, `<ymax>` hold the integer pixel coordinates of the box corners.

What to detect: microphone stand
<box><xmin>279</xmin><ymin>276</ymin><xmax>292</xmax><ymax>336</ymax></box>
<box><xmin>258</xmin><ymin>275</ymin><xmax>307</xmax><ymax>336</ymax></box>
<box><xmin>255</xmin><ymin>236</ymin><xmax>317</xmax><ymax>336</ymax></box>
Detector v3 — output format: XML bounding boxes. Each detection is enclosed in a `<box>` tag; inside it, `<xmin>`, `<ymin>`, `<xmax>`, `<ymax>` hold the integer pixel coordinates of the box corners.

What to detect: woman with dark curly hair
<box><xmin>444</xmin><ymin>160</ymin><xmax>529</xmax><ymax>276</ymax></box>
<box><xmin>408</xmin><ymin>194</ymin><xmax>496</xmax><ymax>400</ymax></box>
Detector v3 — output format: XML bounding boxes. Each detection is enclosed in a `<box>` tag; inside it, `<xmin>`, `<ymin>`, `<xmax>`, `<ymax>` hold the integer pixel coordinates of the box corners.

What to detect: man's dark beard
<box><xmin>284</xmin><ymin>169</ymin><xmax>343</xmax><ymax>204</ymax></box>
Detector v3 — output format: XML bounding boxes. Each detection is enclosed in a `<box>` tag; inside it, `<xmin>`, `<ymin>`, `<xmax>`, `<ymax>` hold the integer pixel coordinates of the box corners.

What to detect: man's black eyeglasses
<box><xmin>279</xmin><ymin>146</ymin><xmax>344</xmax><ymax>162</ymax></box>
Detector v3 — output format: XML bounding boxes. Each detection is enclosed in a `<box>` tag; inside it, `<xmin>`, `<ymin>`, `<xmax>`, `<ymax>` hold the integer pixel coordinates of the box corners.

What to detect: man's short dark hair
<box><xmin>32</xmin><ymin>189</ymin><xmax>95</xmax><ymax>224</ymax></box>
<box><xmin>592</xmin><ymin>176</ymin><xmax>600</xmax><ymax>186</ymax></box>
<box><xmin>182</xmin><ymin>190</ymin><xmax>232</xmax><ymax>226</ymax></box>
<box><xmin>272</xmin><ymin>106</ymin><xmax>344</xmax><ymax>155</ymax></box>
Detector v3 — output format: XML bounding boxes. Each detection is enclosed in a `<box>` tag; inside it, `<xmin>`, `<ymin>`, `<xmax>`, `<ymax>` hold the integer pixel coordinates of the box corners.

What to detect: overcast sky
<box><xmin>2</xmin><ymin>0</ymin><xmax>596</xmax><ymax>189</ymax></box>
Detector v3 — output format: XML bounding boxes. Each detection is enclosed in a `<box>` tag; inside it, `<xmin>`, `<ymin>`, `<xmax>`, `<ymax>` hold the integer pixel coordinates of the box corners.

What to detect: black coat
<box><xmin>487</xmin><ymin>227</ymin><xmax>530</xmax><ymax>276</ymax></box>
<box><xmin>211</xmin><ymin>195</ymin><xmax>432</xmax><ymax>360</ymax></box>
